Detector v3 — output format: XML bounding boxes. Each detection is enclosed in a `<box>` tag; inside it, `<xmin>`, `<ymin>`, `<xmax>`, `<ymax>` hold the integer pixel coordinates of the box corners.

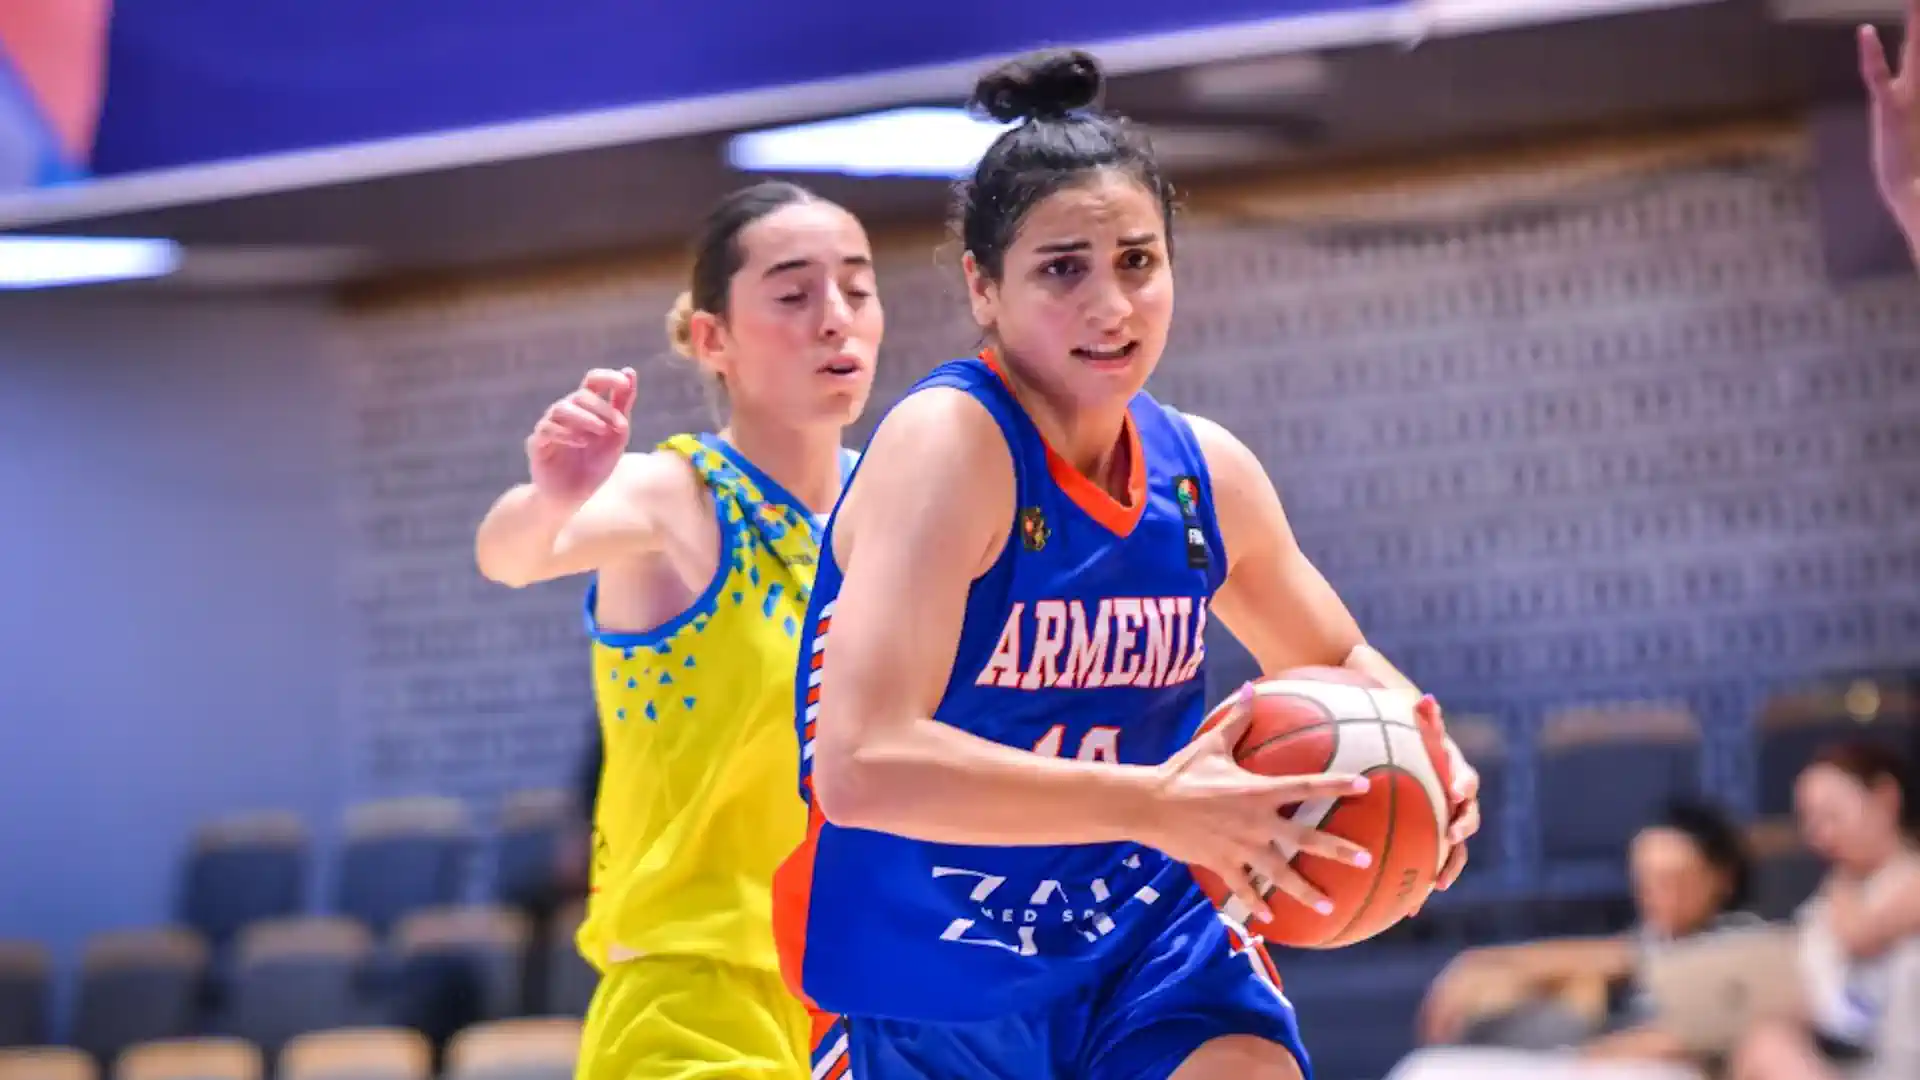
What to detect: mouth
<box><xmin>818</xmin><ymin>356</ymin><xmax>864</xmax><ymax>378</ymax></box>
<box><xmin>1072</xmin><ymin>342</ymin><xmax>1138</xmax><ymax>368</ymax></box>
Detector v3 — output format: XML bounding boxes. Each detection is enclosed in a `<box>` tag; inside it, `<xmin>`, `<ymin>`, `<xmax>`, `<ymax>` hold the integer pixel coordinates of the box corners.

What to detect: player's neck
<box><xmin>1004</xmin><ymin>379</ymin><xmax>1134</xmax><ymax>495</ymax></box>
<box><xmin>717</xmin><ymin>418</ymin><xmax>844</xmax><ymax>515</ymax></box>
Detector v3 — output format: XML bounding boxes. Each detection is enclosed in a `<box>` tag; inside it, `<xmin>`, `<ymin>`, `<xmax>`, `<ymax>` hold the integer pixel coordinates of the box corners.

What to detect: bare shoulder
<box><xmin>868</xmin><ymin>386</ymin><xmax>1009</xmax><ymax>460</ymax></box>
<box><xmin>604</xmin><ymin>448</ymin><xmax>708</xmax><ymax>517</ymax></box>
<box><xmin>839</xmin><ymin>387</ymin><xmax>1014</xmax><ymax>575</ymax></box>
<box><xmin>855</xmin><ymin>387</ymin><xmax>1014</xmax><ymax>498</ymax></box>
<box><xmin>1176</xmin><ymin>410</ymin><xmax>1262</xmax><ymax>481</ymax></box>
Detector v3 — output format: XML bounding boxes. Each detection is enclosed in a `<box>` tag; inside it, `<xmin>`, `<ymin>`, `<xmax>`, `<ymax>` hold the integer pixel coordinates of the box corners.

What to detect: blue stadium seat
<box><xmin>179</xmin><ymin>812</ymin><xmax>308</xmax><ymax>953</ymax></box>
<box><xmin>390</xmin><ymin>906</ymin><xmax>530</xmax><ymax>1022</ymax></box>
<box><xmin>541</xmin><ymin>904</ymin><xmax>596</xmax><ymax>1018</ymax></box>
<box><xmin>226</xmin><ymin>917</ymin><xmax>375</xmax><ymax>1060</ymax></box>
<box><xmin>444</xmin><ymin>1019</ymin><xmax>580</xmax><ymax>1080</ymax></box>
<box><xmin>279</xmin><ymin>1027</ymin><xmax>430</xmax><ymax>1080</ymax></box>
<box><xmin>0</xmin><ymin>1047</ymin><xmax>96</xmax><ymax>1080</ymax></box>
<box><xmin>1532</xmin><ymin>704</ymin><xmax>1701</xmax><ymax>935</ymax></box>
<box><xmin>494</xmin><ymin>790</ymin><xmax>572</xmax><ymax>912</ymax></box>
<box><xmin>0</xmin><ymin>942</ymin><xmax>49</xmax><ymax>1047</ymax></box>
<box><xmin>71</xmin><ymin>929</ymin><xmax>207</xmax><ymax>1068</ymax></box>
<box><xmin>1747</xmin><ymin>818</ymin><xmax>1825</xmax><ymax>922</ymax></box>
<box><xmin>1280</xmin><ymin>942</ymin><xmax>1455</xmax><ymax>1080</ymax></box>
<box><xmin>115</xmin><ymin>1038</ymin><xmax>261</xmax><ymax>1080</ymax></box>
<box><xmin>337</xmin><ymin>798</ymin><xmax>471</xmax><ymax>936</ymax></box>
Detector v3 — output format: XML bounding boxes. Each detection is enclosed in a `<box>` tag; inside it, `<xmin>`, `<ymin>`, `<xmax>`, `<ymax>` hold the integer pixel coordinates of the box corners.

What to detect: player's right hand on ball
<box><xmin>527</xmin><ymin>367</ymin><xmax>637</xmax><ymax>502</ymax></box>
<box><xmin>1147</xmin><ymin>683</ymin><xmax>1374</xmax><ymax>922</ymax></box>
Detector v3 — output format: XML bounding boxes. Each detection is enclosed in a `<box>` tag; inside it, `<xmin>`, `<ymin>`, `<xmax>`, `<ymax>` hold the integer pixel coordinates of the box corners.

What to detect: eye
<box><xmin>1119</xmin><ymin>248</ymin><xmax>1157</xmax><ymax>272</ymax></box>
<box><xmin>777</xmin><ymin>291</ymin><xmax>808</xmax><ymax>306</ymax></box>
<box><xmin>1040</xmin><ymin>256</ymin><xmax>1086</xmax><ymax>280</ymax></box>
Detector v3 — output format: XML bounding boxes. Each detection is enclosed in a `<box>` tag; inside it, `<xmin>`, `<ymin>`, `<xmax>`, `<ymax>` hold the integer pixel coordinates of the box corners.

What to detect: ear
<box><xmin>962</xmin><ymin>251</ymin><xmax>997</xmax><ymax>331</ymax></box>
<box><xmin>687</xmin><ymin>309</ymin><xmax>733</xmax><ymax>383</ymax></box>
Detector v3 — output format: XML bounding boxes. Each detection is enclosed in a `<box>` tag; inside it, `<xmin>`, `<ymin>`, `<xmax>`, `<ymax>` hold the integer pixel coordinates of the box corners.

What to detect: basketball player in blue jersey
<box><xmin>771</xmin><ymin>49</ymin><xmax>1482</xmax><ymax>1080</ymax></box>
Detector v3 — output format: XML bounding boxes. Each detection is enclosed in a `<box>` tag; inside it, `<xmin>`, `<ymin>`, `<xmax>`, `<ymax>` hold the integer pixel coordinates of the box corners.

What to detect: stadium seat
<box><xmin>1756</xmin><ymin>680</ymin><xmax>1915</xmax><ymax>817</ymax></box>
<box><xmin>337</xmin><ymin>798</ymin><xmax>471</xmax><ymax>936</ymax></box>
<box><xmin>179</xmin><ymin>812</ymin><xmax>308</xmax><ymax>953</ymax></box>
<box><xmin>279</xmin><ymin>1028</ymin><xmax>430</xmax><ymax>1080</ymax></box>
<box><xmin>1747</xmin><ymin>817</ymin><xmax>1825</xmax><ymax>922</ymax></box>
<box><xmin>1533</xmin><ymin>704</ymin><xmax>1701</xmax><ymax>933</ymax></box>
<box><xmin>0</xmin><ymin>1048</ymin><xmax>96</xmax><ymax>1080</ymax></box>
<box><xmin>227</xmin><ymin>918</ymin><xmax>374</xmax><ymax>1060</ymax></box>
<box><xmin>1281</xmin><ymin>942</ymin><xmax>1456</xmax><ymax>1080</ymax></box>
<box><xmin>71</xmin><ymin>928</ymin><xmax>207</xmax><ymax>1067</ymax></box>
<box><xmin>114</xmin><ymin>1039</ymin><xmax>260</xmax><ymax>1080</ymax></box>
<box><xmin>444</xmin><ymin>1019</ymin><xmax>580</xmax><ymax>1080</ymax></box>
<box><xmin>541</xmin><ymin>903</ymin><xmax>596</xmax><ymax>1017</ymax></box>
<box><xmin>494</xmin><ymin>790</ymin><xmax>572</xmax><ymax>912</ymax></box>
<box><xmin>391</xmin><ymin>906</ymin><xmax>530</xmax><ymax>1021</ymax></box>
<box><xmin>0</xmin><ymin>941</ymin><xmax>49</xmax><ymax>1047</ymax></box>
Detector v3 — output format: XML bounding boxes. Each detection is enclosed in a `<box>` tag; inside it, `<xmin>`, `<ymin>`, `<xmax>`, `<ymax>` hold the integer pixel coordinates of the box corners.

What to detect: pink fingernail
<box><xmin>1350</xmin><ymin>778</ymin><xmax>1371</xmax><ymax>794</ymax></box>
<box><xmin>1313</xmin><ymin>900</ymin><xmax>1334</xmax><ymax>916</ymax></box>
<box><xmin>1353</xmin><ymin>851</ymin><xmax>1373</xmax><ymax>868</ymax></box>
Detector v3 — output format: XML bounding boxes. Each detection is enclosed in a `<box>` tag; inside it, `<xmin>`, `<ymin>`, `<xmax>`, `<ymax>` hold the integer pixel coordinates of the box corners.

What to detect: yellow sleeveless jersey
<box><xmin>578</xmin><ymin>432</ymin><xmax>844</xmax><ymax>975</ymax></box>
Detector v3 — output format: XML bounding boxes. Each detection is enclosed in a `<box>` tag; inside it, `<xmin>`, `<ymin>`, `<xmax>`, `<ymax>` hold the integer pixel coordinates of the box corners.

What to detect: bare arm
<box><xmin>475</xmin><ymin>451</ymin><xmax>690</xmax><ymax>588</ymax></box>
<box><xmin>811</xmin><ymin>389</ymin><xmax>1166</xmax><ymax>845</ymax></box>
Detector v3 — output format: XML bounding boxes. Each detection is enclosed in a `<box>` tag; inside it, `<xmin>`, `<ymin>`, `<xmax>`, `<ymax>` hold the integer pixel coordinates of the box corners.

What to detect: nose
<box><xmin>1084</xmin><ymin>272</ymin><xmax>1132</xmax><ymax>330</ymax></box>
<box><xmin>819</xmin><ymin>284</ymin><xmax>853</xmax><ymax>342</ymax></box>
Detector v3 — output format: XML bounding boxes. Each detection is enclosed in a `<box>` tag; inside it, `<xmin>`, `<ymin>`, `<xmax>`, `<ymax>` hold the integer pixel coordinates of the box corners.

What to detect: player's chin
<box><xmin>809</xmin><ymin>382</ymin><xmax>873</xmax><ymax>426</ymax></box>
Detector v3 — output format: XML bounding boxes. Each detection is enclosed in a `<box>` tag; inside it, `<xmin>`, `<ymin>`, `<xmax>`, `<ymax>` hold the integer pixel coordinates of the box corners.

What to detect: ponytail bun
<box><xmin>970</xmin><ymin>49</ymin><xmax>1103</xmax><ymax>124</ymax></box>
<box><xmin>665</xmin><ymin>291</ymin><xmax>697</xmax><ymax>358</ymax></box>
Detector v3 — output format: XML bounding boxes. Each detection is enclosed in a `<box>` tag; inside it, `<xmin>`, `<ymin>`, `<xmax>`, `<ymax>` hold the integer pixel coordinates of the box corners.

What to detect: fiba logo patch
<box><xmin>1019</xmin><ymin>507</ymin><xmax>1050</xmax><ymax>552</ymax></box>
<box><xmin>1172</xmin><ymin>476</ymin><xmax>1209</xmax><ymax>569</ymax></box>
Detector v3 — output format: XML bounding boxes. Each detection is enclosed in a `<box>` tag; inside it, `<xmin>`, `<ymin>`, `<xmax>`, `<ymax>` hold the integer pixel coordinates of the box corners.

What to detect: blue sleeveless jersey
<box><xmin>775</xmin><ymin>356</ymin><xmax>1229</xmax><ymax>1023</ymax></box>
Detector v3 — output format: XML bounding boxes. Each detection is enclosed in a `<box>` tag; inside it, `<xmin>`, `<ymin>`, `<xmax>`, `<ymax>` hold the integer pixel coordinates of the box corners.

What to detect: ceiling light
<box><xmin>727</xmin><ymin>107</ymin><xmax>1014</xmax><ymax>179</ymax></box>
<box><xmin>0</xmin><ymin>235</ymin><xmax>182</xmax><ymax>290</ymax></box>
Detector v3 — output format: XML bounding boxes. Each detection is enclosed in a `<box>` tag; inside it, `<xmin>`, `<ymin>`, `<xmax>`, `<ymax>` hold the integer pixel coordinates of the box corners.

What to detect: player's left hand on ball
<box><xmin>1420</xmin><ymin>696</ymin><xmax>1480</xmax><ymax>891</ymax></box>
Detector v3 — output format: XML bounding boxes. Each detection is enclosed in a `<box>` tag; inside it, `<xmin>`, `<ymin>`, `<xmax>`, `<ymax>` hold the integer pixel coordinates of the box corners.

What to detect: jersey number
<box><xmin>1030</xmin><ymin>725</ymin><xmax>1121</xmax><ymax>762</ymax></box>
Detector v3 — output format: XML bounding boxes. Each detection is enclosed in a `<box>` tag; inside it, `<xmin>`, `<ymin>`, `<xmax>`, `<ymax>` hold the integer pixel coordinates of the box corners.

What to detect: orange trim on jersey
<box><xmin>978</xmin><ymin>349</ymin><xmax>1147</xmax><ymax>538</ymax></box>
<box><xmin>772</xmin><ymin>801</ymin><xmax>825</xmax><ymax>1011</ymax></box>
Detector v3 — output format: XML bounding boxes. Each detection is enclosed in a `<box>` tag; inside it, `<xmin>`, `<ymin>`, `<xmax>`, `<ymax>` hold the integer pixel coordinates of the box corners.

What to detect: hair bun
<box><xmin>971</xmin><ymin>49</ymin><xmax>1103</xmax><ymax>124</ymax></box>
<box><xmin>665</xmin><ymin>291</ymin><xmax>697</xmax><ymax>358</ymax></box>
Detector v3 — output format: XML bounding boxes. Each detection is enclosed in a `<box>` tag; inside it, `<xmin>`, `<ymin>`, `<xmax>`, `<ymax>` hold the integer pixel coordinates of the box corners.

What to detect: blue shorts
<box><xmin>822</xmin><ymin>888</ymin><xmax>1310</xmax><ymax>1080</ymax></box>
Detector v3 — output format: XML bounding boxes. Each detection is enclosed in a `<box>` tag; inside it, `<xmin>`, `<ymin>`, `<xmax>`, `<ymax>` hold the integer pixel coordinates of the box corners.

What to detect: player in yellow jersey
<box><xmin>475</xmin><ymin>181</ymin><xmax>882</xmax><ymax>1080</ymax></box>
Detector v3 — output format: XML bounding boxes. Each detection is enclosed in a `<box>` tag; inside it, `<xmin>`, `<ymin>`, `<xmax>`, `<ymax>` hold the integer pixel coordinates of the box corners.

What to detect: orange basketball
<box><xmin>1190</xmin><ymin>666</ymin><xmax>1455</xmax><ymax>949</ymax></box>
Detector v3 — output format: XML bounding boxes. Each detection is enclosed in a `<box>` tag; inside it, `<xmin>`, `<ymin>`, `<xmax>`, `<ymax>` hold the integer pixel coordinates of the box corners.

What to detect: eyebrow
<box><xmin>1032</xmin><ymin>233</ymin><xmax>1161</xmax><ymax>255</ymax></box>
<box><xmin>764</xmin><ymin>254</ymin><xmax>873</xmax><ymax>277</ymax></box>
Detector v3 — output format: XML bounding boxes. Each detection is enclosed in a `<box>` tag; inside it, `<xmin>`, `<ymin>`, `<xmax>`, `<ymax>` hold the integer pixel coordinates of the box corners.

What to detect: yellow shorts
<box><xmin>575</xmin><ymin>956</ymin><xmax>812</xmax><ymax>1080</ymax></box>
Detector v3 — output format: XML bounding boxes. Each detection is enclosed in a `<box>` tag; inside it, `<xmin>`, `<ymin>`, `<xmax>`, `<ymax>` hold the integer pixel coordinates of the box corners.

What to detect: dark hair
<box><xmin>1651</xmin><ymin>799</ymin><xmax>1752</xmax><ymax>912</ymax></box>
<box><xmin>1808</xmin><ymin>739</ymin><xmax>1919</xmax><ymax>834</ymax></box>
<box><xmin>667</xmin><ymin>180</ymin><xmax>820</xmax><ymax>355</ymax></box>
<box><xmin>956</xmin><ymin>49</ymin><xmax>1177</xmax><ymax>279</ymax></box>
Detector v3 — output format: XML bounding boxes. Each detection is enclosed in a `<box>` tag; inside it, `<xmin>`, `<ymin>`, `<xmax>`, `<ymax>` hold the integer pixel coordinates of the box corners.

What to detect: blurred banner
<box><xmin>92</xmin><ymin>0</ymin><xmax>1402</xmax><ymax>174</ymax></box>
<box><xmin>0</xmin><ymin>0</ymin><xmax>110</xmax><ymax>190</ymax></box>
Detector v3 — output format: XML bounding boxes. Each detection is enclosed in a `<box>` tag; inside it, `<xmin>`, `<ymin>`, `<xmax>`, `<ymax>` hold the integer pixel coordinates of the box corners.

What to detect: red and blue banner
<box><xmin>89</xmin><ymin>0</ymin><xmax>1402</xmax><ymax>175</ymax></box>
<box><xmin>0</xmin><ymin>0</ymin><xmax>110</xmax><ymax>190</ymax></box>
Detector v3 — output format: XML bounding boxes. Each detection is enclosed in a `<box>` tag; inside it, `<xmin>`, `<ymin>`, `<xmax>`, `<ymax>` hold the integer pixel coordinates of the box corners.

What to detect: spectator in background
<box><xmin>1729</xmin><ymin>741</ymin><xmax>1920</xmax><ymax>1080</ymax></box>
<box><xmin>1393</xmin><ymin>800</ymin><xmax>1757</xmax><ymax>1080</ymax></box>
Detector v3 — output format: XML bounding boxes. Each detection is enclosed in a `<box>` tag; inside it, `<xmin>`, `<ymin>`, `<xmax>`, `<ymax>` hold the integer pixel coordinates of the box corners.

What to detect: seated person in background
<box><xmin>1731</xmin><ymin>741</ymin><xmax>1920</xmax><ymax>1080</ymax></box>
<box><xmin>1394</xmin><ymin>800</ymin><xmax>1757</xmax><ymax>1080</ymax></box>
